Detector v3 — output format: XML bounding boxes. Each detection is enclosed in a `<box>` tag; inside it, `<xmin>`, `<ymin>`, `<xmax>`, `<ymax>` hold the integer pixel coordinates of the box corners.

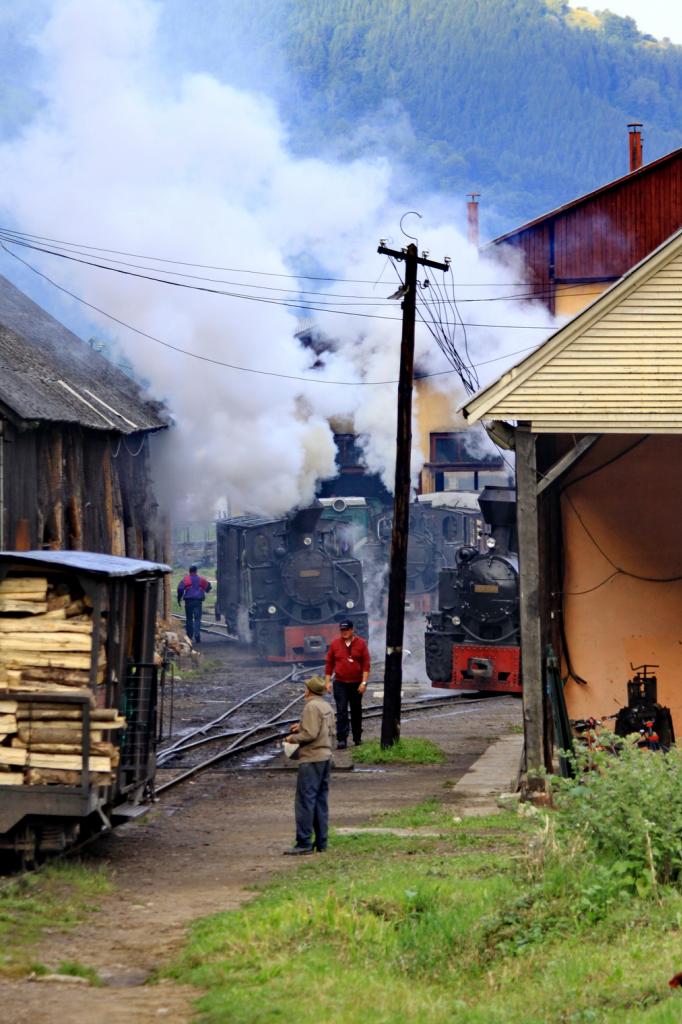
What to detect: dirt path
<box><xmin>0</xmin><ymin>655</ymin><xmax>520</xmax><ymax>1024</ymax></box>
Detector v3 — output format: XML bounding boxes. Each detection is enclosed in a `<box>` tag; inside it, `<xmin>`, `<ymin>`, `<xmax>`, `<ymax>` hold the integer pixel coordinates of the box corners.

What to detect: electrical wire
<box><xmin>0</xmin><ymin>225</ymin><xmax>600</xmax><ymax>304</ymax></box>
<box><xmin>563</xmin><ymin>491</ymin><xmax>682</xmax><ymax>584</ymax></box>
<box><xmin>0</xmin><ymin>241</ymin><xmax>542</xmax><ymax>386</ymax></box>
<box><xmin>0</xmin><ymin>229</ymin><xmax>568</xmax><ymax>306</ymax></box>
<box><xmin>0</xmin><ymin>234</ymin><xmax>558</xmax><ymax>330</ymax></box>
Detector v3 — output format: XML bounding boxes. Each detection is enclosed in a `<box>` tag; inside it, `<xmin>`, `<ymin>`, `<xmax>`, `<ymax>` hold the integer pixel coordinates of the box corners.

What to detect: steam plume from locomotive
<box><xmin>0</xmin><ymin>0</ymin><xmax>556</xmax><ymax>521</ymax></box>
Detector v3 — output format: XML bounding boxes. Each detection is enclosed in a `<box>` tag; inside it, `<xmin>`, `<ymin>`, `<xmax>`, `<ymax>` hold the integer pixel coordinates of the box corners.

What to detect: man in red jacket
<box><xmin>325</xmin><ymin>619</ymin><xmax>370</xmax><ymax>749</ymax></box>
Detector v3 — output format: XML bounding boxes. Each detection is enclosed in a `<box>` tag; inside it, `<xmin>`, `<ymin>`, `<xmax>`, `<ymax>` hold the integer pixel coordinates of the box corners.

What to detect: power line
<box><xmin>0</xmin><ymin>234</ymin><xmax>558</xmax><ymax>330</ymax></box>
<box><xmin>0</xmin><ymin>226</ymin><xmax>602</xmax><ymax>301</ymax></box>
<box><xmin>1</xmin><ymin>241</ymin><xmax>542</xmax><ymax>385</ymax></box>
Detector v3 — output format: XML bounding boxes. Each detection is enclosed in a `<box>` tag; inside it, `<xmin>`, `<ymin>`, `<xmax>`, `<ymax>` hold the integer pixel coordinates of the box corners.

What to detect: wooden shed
<box><xmin>463</xmin><ymin>227</ymin><xmax>682</xmax><ymax>774</ymax></box>
<box><xmin>489</xmin><ymin>137</ymin><xmax>682</xmax><ymax>317</ymax></box>
<box><xmin>0</xmin><ymin>273</ymin><xmax>168</xmax><ymax>560</ymax></box>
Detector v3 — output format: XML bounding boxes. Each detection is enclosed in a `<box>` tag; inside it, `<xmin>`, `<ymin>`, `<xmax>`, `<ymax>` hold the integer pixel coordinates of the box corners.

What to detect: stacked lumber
<box><xmin>0</xmin><ymin>572</ymin><xmax>124</xmax><ymax>787</ymax></box>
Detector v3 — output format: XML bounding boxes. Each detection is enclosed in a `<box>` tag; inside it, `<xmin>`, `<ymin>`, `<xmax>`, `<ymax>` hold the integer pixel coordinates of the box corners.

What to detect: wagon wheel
<box><xmin>15</xmin><ymin>825</ymin><xmax>37</xmax><ymax>871</ymax></box>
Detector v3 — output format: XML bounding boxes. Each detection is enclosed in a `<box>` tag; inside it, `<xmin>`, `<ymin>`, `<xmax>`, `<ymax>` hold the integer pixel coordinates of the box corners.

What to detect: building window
<box><xmin>426</xmin><ymin>431</ymin><xmax>509</xmax><ymax>492</ymax></box>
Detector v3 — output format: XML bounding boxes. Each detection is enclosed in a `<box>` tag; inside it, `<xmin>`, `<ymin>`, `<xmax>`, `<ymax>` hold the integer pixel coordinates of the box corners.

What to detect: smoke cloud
<box><xmin>0</xmin><ymin>0</ymin><xmax>555</xmax><ymax>519</ymax></box>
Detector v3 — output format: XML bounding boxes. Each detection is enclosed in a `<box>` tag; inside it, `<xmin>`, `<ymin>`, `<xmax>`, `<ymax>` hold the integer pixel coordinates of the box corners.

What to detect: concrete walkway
<box><xmin>449</xmin><ymin>732</ymin><xmax>524</xmax><ymax>815</ymax></box>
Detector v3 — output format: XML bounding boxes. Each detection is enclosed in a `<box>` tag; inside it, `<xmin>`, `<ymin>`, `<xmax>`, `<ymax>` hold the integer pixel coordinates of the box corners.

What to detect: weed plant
<box><xmin>352</xmin><ymin>737</ymin><xmax>445</xmax><ymax>765</ymax></box>
<box><xmin>554</xmin><ymin>734</ymin><xmax>682</xmax><ymax>894</ymax></box>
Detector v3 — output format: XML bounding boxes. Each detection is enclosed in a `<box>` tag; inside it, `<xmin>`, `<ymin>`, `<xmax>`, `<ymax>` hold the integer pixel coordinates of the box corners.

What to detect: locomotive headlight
<box><xmin>346</xmin><ymin>600</ymin><xmax>355</xmax><ymax>609</ymax></box>
<box><xmin>451</xmin><ymin>615</ymin><xmax>461</xmax><ymax>626</ymax></box>
<box><xmin>486</xmin><ymin>537</ymin><xmax>496</xmax><ymax>550</ymax></box>
<box><xmin>267</xmin><ymin>605</ymin><xmax>277</xmax><ymax>615</ymax></box>
<box><xmin>303</xmin><ymin>536</ymin><xmax>313</xmax><ymax>546</ymax></box>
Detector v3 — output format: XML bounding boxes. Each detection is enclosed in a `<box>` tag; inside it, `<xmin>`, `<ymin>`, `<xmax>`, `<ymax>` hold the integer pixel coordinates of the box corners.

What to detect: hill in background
<box><xmin>161</xmin><ymin>0</ymin><xmax>682</xmax><ymax>236</ymax></box>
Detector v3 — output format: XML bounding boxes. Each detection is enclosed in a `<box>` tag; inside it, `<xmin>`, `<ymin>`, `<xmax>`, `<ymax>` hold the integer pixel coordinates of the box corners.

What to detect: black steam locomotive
<box><xmin>425</xmin><ymin>487</ymin><xmax>521</xmax><ymax>694</ymax></box>
<box><xmin>319</xmin><ymin>495</ymin><xmax>481</xmax><ymax>615</ymax></box>
<box><xmin>215</xmin><ymin>505</ymin><xmax>368</xmax><ymax>663</ymax></box>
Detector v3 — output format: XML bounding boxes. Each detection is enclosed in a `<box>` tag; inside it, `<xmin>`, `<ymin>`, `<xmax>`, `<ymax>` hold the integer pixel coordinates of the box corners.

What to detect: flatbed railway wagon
<box><xmin>0</xmin><ymin>550</ymin><xmax>170</xmax><ymax>863</ymax></box>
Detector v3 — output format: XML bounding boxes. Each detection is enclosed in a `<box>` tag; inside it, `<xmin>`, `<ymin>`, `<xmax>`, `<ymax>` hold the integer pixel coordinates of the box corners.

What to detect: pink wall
<box><xmin>561</xmin><ymin>435</ymin><xmax>682</xmax><ymax>731</ymax></box>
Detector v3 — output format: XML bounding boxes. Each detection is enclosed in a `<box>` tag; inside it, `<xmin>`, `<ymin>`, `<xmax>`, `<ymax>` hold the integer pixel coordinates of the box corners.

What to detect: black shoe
<box><xmin>354</xmin><ymin>738</ymin><xmax>363</xmax><ymax>746</ymax></box>
<box><xmin>283</xmin><ymin>845</ymin><xmax>314</xmax><ymax>856</ymax></box>
<box><xmin>315</xmin><ymin>847</ymin><xmax>327</xmax><ymax>853</ymax></box>
<box><xmin>337</xmin><ymin>741</ymin><xmax>347</xmax><ymax>750</ymax></box>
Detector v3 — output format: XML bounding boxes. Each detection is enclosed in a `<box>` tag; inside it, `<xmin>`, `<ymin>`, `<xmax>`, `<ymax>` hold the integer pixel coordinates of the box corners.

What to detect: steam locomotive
<box><xmin>425</xmin><ymin>486</ymin><xmax>521</xmax><ymax>694</ymax></box>
<box><xmin>215</xmin><ymin>505</ymin><xmax>368</xmax><ymax>662</ymax></box>
<box><xmin>318</xmin><ymin>494</ymin><xmax>481</xmax><ymax>615</ymax></box>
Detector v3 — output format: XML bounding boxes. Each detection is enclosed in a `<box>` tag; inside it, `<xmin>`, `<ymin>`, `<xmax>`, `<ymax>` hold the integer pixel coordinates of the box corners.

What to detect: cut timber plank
<box><xmin>1</xmin><ymin>634</ymin><xmax>93</xmax><ymax>652</ymax></box>
<box><xmin>0</xmin><ymin>651</ymin><xmax>99</xmax><ymax>670</ymax></box>
<box><xmin>9</xmin><ymin>683</ymin><xmax>96</xmax><ymax>704</ymax></box>
<box><xmin>0</xmin><ymin>700</ymin><xmax>18</xmax><ymax>714</ymax></box>
<box><xmin>0</xmin><ymin>748</ymin><xmax>26</xmax><ymax>766</ymax></box>
<box><xmin>18</xmin><ymin>741</ymin><xmax>113</xmax><ymax>755</ymax></box>
<box><xmin>30</xmin><ymin>752</ymin><xmax>112</xmax><ymax>771</ymax></box>
<box><xmin>5</xmin><ymin>635</ymin><xmax>94</xmax><ymax>654</ymax></box>
<box><xmin>26</xmin><ymin>769</ymin><xmax>112</xmax><ymax>786</ymax></box>
<box><xmin>0</xmin><ymin>748</ymin><xmax>111</xmax><ymax>770</ymax></box>
<box><xmin>0</xmin><ymin>714</ymin><xmax>17</xmax><ymax>730</ymax></box>
<box><xmin>0</xmin><ymin>600</ymin><xmax>48</xmax><ymax>614</ymax></box>
<box><xmin>0</xmin><ymin>773</ymin><xmax>24</xmax><ymax>786</ymax></box>
<box><xmin>0</xmin><ymin>619</ymin><xmax>93</xmax><ymax>635</ymax></box>
<box><xmin>0</xmin><ymin>577</ymin><xmax>48</xmax><ymax>595</ymax></box>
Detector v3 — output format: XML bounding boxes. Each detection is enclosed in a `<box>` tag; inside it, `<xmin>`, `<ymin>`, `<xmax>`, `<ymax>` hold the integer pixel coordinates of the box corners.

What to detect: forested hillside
<box><xmin>4</xmin><ymin>1</ymin><xmax>682</xmax><ymax>236</ymax></box>
<box><xmin>162</xmin><ymin>0</ymin><xmax>682</xmax><ymax>235</ymax></box>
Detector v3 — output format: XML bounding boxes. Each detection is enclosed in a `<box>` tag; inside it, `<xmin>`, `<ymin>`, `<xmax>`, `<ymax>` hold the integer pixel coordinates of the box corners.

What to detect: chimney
<box><xmin>466</xmin><ymin>193</ymin><xmax>480</xmax><ymax>248</ymax></box>
<box><xmin>628</xmin><ymin>123</ymin><xmax>643</xmax><ymax>172</ymax></box>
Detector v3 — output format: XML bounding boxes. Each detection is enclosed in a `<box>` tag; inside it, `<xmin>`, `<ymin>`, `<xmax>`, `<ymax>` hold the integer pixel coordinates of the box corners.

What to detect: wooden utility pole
<box><xmin>377</xmin><ymin>241</ymin><xmax>450</xmax><ymax>747</ymax></box>
<box><xmin>514</xmin><ymin>423</ymin><xmax>544</xmax><ymax>779</ymax></box>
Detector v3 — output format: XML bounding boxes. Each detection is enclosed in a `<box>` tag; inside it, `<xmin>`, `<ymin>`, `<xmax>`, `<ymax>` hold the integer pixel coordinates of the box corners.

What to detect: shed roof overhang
<box><xmin>463</xmin><ymin>226</ymin><xmax>682</xmax><ymax>434</ymax></box>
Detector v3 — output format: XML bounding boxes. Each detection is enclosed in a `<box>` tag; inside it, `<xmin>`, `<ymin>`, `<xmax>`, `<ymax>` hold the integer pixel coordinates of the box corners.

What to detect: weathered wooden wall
<box><xmin>1</xmin><ymin>418</ymin><xmax>165</xmax><ymax>563</ymax></box>
<box><xmin>495</xmin><ymin>151</ymin><xmax>682</xmax><ymax>313</ymax></box>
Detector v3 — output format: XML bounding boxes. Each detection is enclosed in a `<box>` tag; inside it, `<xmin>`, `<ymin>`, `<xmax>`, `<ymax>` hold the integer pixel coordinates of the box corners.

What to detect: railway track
<box><xmin>155</xmin><ymin>675</ymin><xmax>504</xmax><ymax>794</ymax></box>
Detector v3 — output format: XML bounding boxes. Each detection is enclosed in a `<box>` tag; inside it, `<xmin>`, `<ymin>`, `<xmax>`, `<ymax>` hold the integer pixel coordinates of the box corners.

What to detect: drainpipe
<box><xmin>628</xmin><ymin>123</ymin><xmax>643</xmax><ymax>172</ymax></box>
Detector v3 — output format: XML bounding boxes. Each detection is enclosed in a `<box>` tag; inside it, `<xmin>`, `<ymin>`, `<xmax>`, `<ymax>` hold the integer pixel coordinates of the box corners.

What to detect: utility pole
<box><xmin>377</xmin><ymin>241</ymin><xmax>450</xmax><ymax>747</ymax></box>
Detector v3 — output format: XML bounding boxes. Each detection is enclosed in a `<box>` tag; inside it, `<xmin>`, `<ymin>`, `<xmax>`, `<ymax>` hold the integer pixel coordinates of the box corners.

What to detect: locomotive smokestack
<box><xmin>466</xmin><ymin>193</ymin><xmax>480</xmax><ymax>249</ymax></box>
<box><xmin>477</xmin><ymin>486</ymin><xmax>516</xmax><ymax>554</ymax></box>
<box><xmin>628</xmin><ymin>123</ymin><xmax>643</xmax><ymax>173</ymax></box>
<box><xmin>287</xmin><ymin>503</ymin><xmax>324</xmax><ymax>546</ymax></box>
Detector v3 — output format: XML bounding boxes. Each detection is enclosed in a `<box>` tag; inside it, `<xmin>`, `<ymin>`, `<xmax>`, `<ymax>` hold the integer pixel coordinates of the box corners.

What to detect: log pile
<box><xmin>0</xmin><ymin>573</ymin><xmax>125</xmax><ymax>787</ymax></box>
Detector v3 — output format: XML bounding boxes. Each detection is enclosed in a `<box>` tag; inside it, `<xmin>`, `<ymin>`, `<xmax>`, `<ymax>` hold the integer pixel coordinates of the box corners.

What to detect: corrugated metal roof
<box><xmin>464</xmin><ymin>227</ymin><xmax>682</xmax><ymax>433</ymax></box>
<box><xmin>0</xmin><ymin>274</ymin><xmax>168</xmax><ymax>434</ymax></box>
<box><xmin>0</xmin><ymin>550</ymin><xmax>170</xmax><ymax>576</ymax></box>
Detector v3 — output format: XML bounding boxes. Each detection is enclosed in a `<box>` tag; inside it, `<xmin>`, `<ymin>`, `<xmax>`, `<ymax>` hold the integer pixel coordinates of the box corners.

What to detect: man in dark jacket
<box><xmin>284</xmin><ymin>675</ymin><xmax>335</xmax><ymax>855</ymax></box>
<box><xmin>177</xmin><ymin>564</ymin><xmax>212</xmax><ymax>644</ymax></box>
<box><xmin>324</xmin><ymin>619</ymin><xmax>370</xmax><ymax>749</ymax></box>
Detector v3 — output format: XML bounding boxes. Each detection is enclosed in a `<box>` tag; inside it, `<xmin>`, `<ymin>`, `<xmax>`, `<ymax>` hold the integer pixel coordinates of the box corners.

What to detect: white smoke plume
<box><xmin>0</xmin><ymin>0</ymin><xmax>555</xmax><ymax>519</ymax></box>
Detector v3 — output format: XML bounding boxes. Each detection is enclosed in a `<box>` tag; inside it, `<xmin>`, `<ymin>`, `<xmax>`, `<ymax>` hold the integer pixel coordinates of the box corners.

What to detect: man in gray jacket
<box><xmin>283</xmin><ymin>675</ymin><xmax>335</xmax><ymax>855</ymax></box>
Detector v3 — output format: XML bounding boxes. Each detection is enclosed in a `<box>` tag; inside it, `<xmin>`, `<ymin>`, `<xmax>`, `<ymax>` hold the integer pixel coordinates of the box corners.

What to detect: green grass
<box><xmin>0</xmin><ymin>864</ymin><xmax>111</xmax><ymax>978</ymax></box>
<box><xmin>55</xmin><ymin>960</ymin><xmax>101</xmax><ymax>985</ymax></box>
<box><xmin>167</xmin><ymin>800</ymin><xmax>682</xmax><ymax>1024</ymax></box>
<box><xmin>352</xmin><ymin>737</ymin><xmax>445</xmax><ymax>765</ymax></box>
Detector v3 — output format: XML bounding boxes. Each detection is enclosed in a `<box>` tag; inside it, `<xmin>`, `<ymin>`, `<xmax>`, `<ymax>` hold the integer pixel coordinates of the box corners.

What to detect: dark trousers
<box><xmin>184</xmin><ymin>599</ymin><xmax>203</xmax><ymax>643</ymax></box>
<box><xmin>295</xmin><ymin>759</ymin><xmax>331</xmax><ymax>851</ymax></box>
<box><xmin>333</xmin><ymin>680</ymin><xmax>363</xmax><ymax>744</ymax></box>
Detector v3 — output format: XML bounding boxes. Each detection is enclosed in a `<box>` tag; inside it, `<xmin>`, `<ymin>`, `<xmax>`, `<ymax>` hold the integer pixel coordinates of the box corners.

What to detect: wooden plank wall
<box><xmin>502</xmin><ymin>153</ymin><xmax>682</xmax><ymax>307</ymax></box>
<box><xmin>1</xmin><ymin>419</ymin><xmax>166</xmax><ymax>562</ymax></box>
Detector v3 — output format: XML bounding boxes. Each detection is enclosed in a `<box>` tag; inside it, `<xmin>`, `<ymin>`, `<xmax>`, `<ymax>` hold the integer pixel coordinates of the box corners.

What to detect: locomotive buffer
<box><xmin>377</xmin><ymin>240</ymin><xmax>450</xmax><ymax>747</ymax></box>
